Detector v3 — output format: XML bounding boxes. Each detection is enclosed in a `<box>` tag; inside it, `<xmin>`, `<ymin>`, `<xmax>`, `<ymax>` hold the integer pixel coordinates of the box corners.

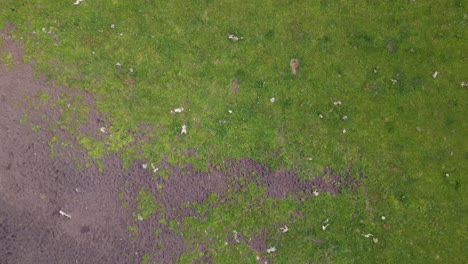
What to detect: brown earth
<box><xmin>0</xmin><ymin>26</ymin><xmax>359</xmax><ymax>264</ymax></box>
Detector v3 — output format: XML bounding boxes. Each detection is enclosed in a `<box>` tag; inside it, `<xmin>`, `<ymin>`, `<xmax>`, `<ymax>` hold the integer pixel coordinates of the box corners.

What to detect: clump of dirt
<box><xmin>231</xmin><ymin>79</ymin><xmax>239</xmax><ymax>94</ymax></box>
<box><xmin>290</xmin><ymin>58</ymin><xmax>300</xmax><ymax>75</ymax></box>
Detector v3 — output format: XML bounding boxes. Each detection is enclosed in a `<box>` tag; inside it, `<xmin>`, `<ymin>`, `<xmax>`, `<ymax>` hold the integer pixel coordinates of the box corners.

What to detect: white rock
<box><xmin>73</xmin><ymin>0</ymin><xmax>85</xmax><ymax>5</ymax></box>
<box><xmin>362</xmin><ymin>233</ymin><xmax>373</xmax><ymax>238</ymax></box>
<box><xmin>322</xmin><ymin>219</ymin><xmax>329</xmax><ymax>231</ymax></box>
<box><xmin>313</xmin><ymin>190</ymin><xmax>320</xmax><ymax>197</ymax></box>
<box><xmin>432</xmin><ymin>71</ymin><xmax>439</xmax><ymax>78</ymax></box>
<box><xmin>181</xmin><ymin>125</ymin><xmax>187</xmax><ymax>135</ymax></box>
<box><xmin>342</xmin><ymin>115</ymin><xmax>348</xmax><ymax>120</ymax></box>
<box><xmin>171</xmin><ymin>107</ymin><xmax>184</xmax><ymax>114</ymax></box>
<box><xmin>270</xmin><ymin>97</ymin><xmax>275</xmax><ymax>103</ymax></box>
<box><xmin>266</xmin><ymin>247</ymin><xmax>276</xmax><ymax>253</ymax></box>
<box><xmin>100</xmin><ymin>127</ymin><xmax>107</xmax><ymax>133</ymax></box>
<box><xmin>342</xmin><ymin>129</ymin><xmax>347</xmax><ymax>134</ymax></box>
<box><xmin>333</xmin><ymin>100</ymin><xmax>342</xmax><ymax>106</ymax></box>
<box><xmin>233</xmin><ymin>230</ymin><xmax>240</xmax><ymax>243</ymax></box>
<box><xmin>319</xmin><ymin>114</ymin><xmax>324</xmax><ymax>119</ymax></box>
<box><xmin>137</xmin><ymin>214</ymin><xmax>143</xmax><ymax>221</ymax></box>
<box><xmin>59</xmin><ymin>210</ymin><xmax>71</xmax><ymax>219</ymax></box>
<box><xmin>142</xmin><ymin>163</ymin><xmax>147</xmax><ymax>169</ymax></box>
<box><xmin>461</xmin><ymin>81</ymin><xmax>467</xmax><ymax>87</ymax></box>
<box><xmin>228</xmin><ymin>110</ymin><xmax>233</xmax><ymax>114</ymax></box>
<box><xmin>373</xmin><ymin>237</ymin><xmax>379</xmax><ymax>243</ymax></box>
<box><xmin>381</xmin><ymin>216</ymin><xmax>386</xmax><ymax>220</ymax></box>
<box><xmin>280</xmin><ymin>225</ymin><xmax>289</xmax><ymax>233</ymax></box>
<box><xmin>151</xmin><ymin>163</ymin><xmax>159</xmax><ymax>173</ymax></box>
<box><xmin>227</xmin><ymin>34</ymin><xmax>243</xmax><ymax>41</ymax></box>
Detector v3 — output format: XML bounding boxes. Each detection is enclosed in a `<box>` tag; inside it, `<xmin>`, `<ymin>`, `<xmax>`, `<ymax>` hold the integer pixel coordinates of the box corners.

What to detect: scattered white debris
<box><xmin>233</xmin><ymin>230</ymin><xmax>240</xmax><ymax>243</ymax></box>
<box><xmin>373</xmin><ymin>237</ymin><xmax>379</xmax><ymax>243</ymax></box>
<box><xmin>362</xmin><ymin>233</ymin><xmax>373</xmax><ymax>238</ymax></box>
<box><xmin>170</xmin><ymin>107</ymin><xmax>184</xmax><ymax>114</ymax></box>
<box><xmin>137</xmin><ymin>214</ymin><xmax>143</xmax><ymax>221</ymax></box>
<box><xmin>270</xmin><ymin>97</ymin><xmax>275</xmax><ymax>103</ymax></box>
<box><xmin>342</xmin><ymin>115</ymin><xmax>348</xmax><ymax>121</ymax></box>
<box><xmin>266</xmin><ymin>247</ymin><xmax>276</xmax><ymax>253</ymax></box>
<box><xmin>73</xmin><ymin>0</ymin><xmax>85</xmax><ymax>5</ymax></box>
<box><xmin>342</xmin><ymin>129</ymin><xmax>347</xmax><ymax>134</ymax></box>
<box><xmin>111</xmin><ymin>24</ymin><xmax>115</xmax><ymax>29</ymax></box>
<box><xmin>142</xmin><ymin>163</ymin><xmax>147</xmax><ymax>169</ymax></box>
<box><xmin>322</xmin><ymin>219</ymin><xmax>329</xmax><ymax>231</ymax></box>
<box><xmin>59</xmin><ymin>210</ymin><xmax>71</xmax><ymax>219</ymax></box>
<box><xmin>333</xmin><ymin>100</ymin><xmax>342</xmax><ymax>106</ymax></box>
<box><xmin>381</xmin><ymin>216</ymin><xmax>386</xmax><ymax>220</ymax></box>
<box><xmin>116</xmin><ymin>62</ymin><xmax>121</xmax><ymax>69</ymax></box>
<box><xmin>280</xmin><ymin>225</ymin><xmax>289</xmax><ymax>233</ymax></box>
<box><xmin>319</xmin><ymin>113</ymin><xmax>324</xmax><ymax>119</ymax></box>
<box><xmin>390</xmin><ymin>79</ymin><xmax>398</xmax><ymax>85</ymax></box>
<box><xmin>181</xmin><ymin>125</ymin><xmax>187</xmax><ymax>135</ymax></box>
<box><xmin>432</xmin><ymin>71</ymin><xmax>439</xmax><ymax>78</ymax></box>
<box><xmin>227</xmin><ymin>33</ymin><xmax>243</xmax><ymax>41</ymax></box>
<box><xmin>313</xmin><ymin>190</ymin><xmax>320</xmax><ymax>197</ymax></box>
<box><xmin>100</xmin><ymin>127</ymin><xmax>107</xmax><ymax>133</ymax></box>
<box><xmin>150</xmin><ymin>163</ymin><xmax>159</xmax><ymax>173</ymax></box>
<box><xmin>228</xmin><ymin>109</ymin><xmax>233</xmax><ymax>114</ymax></box>
<box><xmin>461</xmin><ymin>81</ymin><xmax>467</xmax><ymax>87</ymax></box>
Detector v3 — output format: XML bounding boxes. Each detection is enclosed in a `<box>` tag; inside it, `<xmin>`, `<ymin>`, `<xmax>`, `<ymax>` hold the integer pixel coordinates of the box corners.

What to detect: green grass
<box><xmin>1</xmin><ymin>0</ymin><xmax>466</xmax><ymax>263</ymax></box>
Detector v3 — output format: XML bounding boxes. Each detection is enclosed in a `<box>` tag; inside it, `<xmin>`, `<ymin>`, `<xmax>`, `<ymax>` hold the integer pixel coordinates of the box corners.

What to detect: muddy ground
<box><xmin>0</xmin><ymin>28</ymin><xmax>358</xmax><ymax>264</ymax></box>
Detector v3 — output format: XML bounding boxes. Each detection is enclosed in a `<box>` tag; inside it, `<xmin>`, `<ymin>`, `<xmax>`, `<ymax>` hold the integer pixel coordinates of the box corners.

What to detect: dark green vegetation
<box><xmin>1</xmin><ymin>0</ymin><xmax>466</xmax><ymax>263</ymax></box>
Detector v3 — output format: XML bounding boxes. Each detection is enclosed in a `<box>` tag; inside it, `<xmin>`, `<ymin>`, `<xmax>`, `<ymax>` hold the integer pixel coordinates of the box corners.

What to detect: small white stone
<box><xmin>228</xmin><ymin>110</ymin><xmax>233</xmax><ymax>114</ymax></box>
<box><xmin>59</xmin><ymin>210</ymin><xmax>71</xmax><ymax>219</ymax></box>
<box><xmin>390</xmin><ymin>79</ymin><xmax>398</xmax><ymax>85</ymax></box>
<box><xmin>270</xmin><ymin>97</ymin><xmax>275</xmax><ymax>103</ymax></box>
<box><xmin>313</xmin><ymin>190</ymin><xmax>319</xmax><ymax>197</ymax></box>
<box><xmin>362</xmin><ymin>233</ymin><xmax>373</xmax><ymax>238</ymax></box>
<box><xmin>342</xmin><ymin>115</ymin><xmax>348</xmax><ymax>120</ymax></box>
<box><xmin>142</xmin><ymin>163</ymin><xmax>147</xmax><ymax>169</ymax></box>
<box><xmin>137</xmin><ymin>214</ymin><xmax>143</xmax><ymax>221</ymax></box>
<box><xmin>333</xmin><ymin>100</ymin><xmax>342</xmax><ymax>106</ymax></box>
<box><xmin>129</xmin><ymin>68</ymin><xmax>134</xmax><ymax>73</ymax></box>
<box><xmin>181</xmin><ymin>125</ymin><xmax>187</xmax><ymax>135</ymax></box>
<box><xmin>307</xmin><ymin>157</ymin><xmax>313</xmax><ymax>161</ymax></box>
<box><xmin>280</xmin><ymin>225</ymin><xmax>289</xmax><ymax>233</ymax></box>
<box><xmin>381</xmin><ymin>216</ymin><xmax>386</xmax><ymax>220</ymax></box>
<box><xmin>111</xmin><ymin>24</ymin><xmax>115</xmax><ymax>29</ymax></box>
<box><xmin>151</xmin><ymin>163</ymin><xmax>159</xmax><ymax>172</ymax></box>
<box><xmin>445</xmin><ymin>173</ymin><xmax>449</xmax><ymax>177</ymax></box>
<box><xmin>342</xmin><ymin>129</ymin><xmax>347</xmax><ymax>134</ymax></box>
<box><xmin>319</xmin><ymin>114</ymin><xmax>324</xmax><ymax>119</ymax></box>
<box><xmin>266</xmin><ymin>247</ymin><xmax>276</xmax><ymax>253</ymax></box>
<box><xmin>461</xmin><ymin>81</ymin><xmax>467</xmax><ymax>87</ymax></box>
<box><xmin>100</xmin><ymin>127</ymin><xmax>107</xmax><ymax>133</ymax></box>
<box><xmin>73</xmin><ymin>0</ymin><xmax>85</xmax><ymax>5</ymax></box>
<box><xmin>116</xmin><ymin>62</ymin><xmax>121</xmax><ymax>68</ymax></box>
<box><xmin>171</xmin><ymin>107</ymin><xmax>184</xmax><ymax>114</ymax></box>
<box><xmin>373</xmin><ymin>237</ymin><xmax>379</xmax><ymax>243</ymax></box>
<box><xmin>322</xmin><ymin>219</ymin><xmax>329</xmax><ymax>231</ymax></box>
<box><xmin>432</xmin><ymin>71</ymin><xmax>439</xmax><ymax>78</ymax></box>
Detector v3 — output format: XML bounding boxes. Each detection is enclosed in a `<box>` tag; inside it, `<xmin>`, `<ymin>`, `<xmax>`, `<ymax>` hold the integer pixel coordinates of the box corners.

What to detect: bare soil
<box><xmin>0</xmin><ymin>27</ymin><xmax>359</xmax><ymax>264</ymax></box>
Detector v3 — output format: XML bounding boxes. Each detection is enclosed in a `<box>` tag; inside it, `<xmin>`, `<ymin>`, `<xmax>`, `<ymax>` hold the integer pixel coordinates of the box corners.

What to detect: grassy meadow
<box><xmin>1</xmin><ymin>0</ymin><xmax>466</xmax><ymax>263</ymax></box>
